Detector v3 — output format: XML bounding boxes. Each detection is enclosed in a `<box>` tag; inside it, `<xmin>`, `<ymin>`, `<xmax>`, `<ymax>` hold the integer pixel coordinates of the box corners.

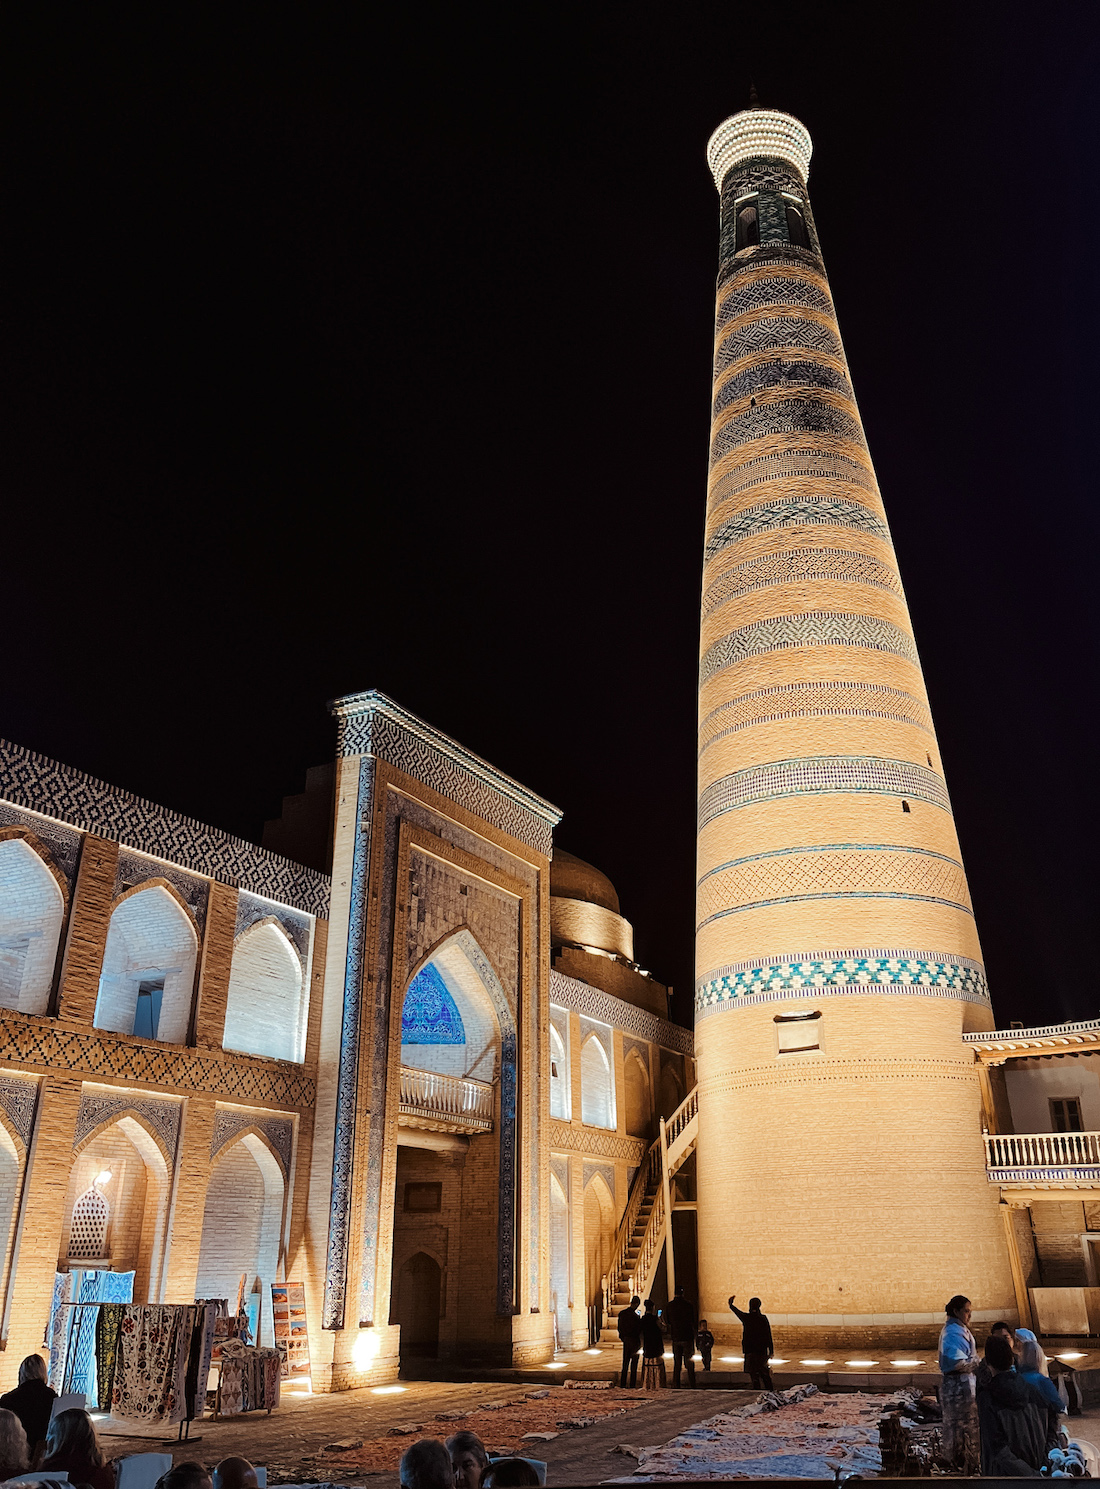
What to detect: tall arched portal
<box><xmin>389</xmin><ymin>929</ymin><xmax>514</xmax><ymax>1367</ymax></box>
<box><xmin>195</xmin><ymin>1134</ymin><xmax>285</xmax><ymax>1345</ymax></box>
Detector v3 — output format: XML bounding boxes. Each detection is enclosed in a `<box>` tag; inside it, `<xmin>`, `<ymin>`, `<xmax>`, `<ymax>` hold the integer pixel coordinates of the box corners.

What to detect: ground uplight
<box><xmin>663</xmin><ymin>1351</ymin><xmax>673</xmax><ymax>1359</ymax></box>
<box><xmin>770</xmin><ymin>1358</ymin><xmax>789</xmax><ymax>1364</ymax></box>
<box><xmin>371</xmin><ymin>1385</ymin><xmax>407</xmax><ymax>1394</ymax></box>
<box><xmin>802</xmin><ymin>1358</ymin><xmax>831</xmax><ymax>1365</ymax></box>
<box><xmin>720</xmin><ymin>1354</ymin><xmax>743</xmax><ymax>1363</ymax></box>
<box><xmin>585</xmin><ymin>1348</ymin><xmax>601</xmax><ymax>1355</ymax></box>
<box><xmin>847</xmin><ymin>1359</ymin><xmax>878</xmax><ymax>1367</ymax></box>
<box><xmin>546</xmin><ymin>1361</ymin><xmax>567</xmax><ymax>1369</ymax></box>
<box><xmin>892</xmin><ymin>1359</ymin><xmax>924</xmax><ymax>1367</ymax></box>
<box><xmin>1057</xmin><ymin>1352</ymin><xmax>1088</xmax><ymax>1361</ymax></box>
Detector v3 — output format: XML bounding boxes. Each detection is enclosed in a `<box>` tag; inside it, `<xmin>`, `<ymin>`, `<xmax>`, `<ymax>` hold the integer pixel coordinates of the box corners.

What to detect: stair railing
<box><xmin>605</xmin><ymin>1137</ymin><xmax>662</xmax><ymax>1311</ymax></box>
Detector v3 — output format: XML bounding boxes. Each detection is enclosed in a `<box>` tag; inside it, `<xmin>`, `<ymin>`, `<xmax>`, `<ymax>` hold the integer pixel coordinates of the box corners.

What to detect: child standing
<box><xmin>696</xmin><ymin>1319</ymin><xmax>714</xmax><ymax>1372</ymax></box>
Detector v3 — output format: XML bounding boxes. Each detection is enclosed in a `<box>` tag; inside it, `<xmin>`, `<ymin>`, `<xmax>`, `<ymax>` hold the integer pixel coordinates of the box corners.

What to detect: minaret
<box><xmin>693</xmin><ymin>109</ymin><xmax>1015</xmax><ymax>1344</ymax></box>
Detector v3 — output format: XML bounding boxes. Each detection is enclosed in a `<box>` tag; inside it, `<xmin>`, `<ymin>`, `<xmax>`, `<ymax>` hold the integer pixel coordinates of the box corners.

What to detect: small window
<box><xmin>775</xmin><ymin>1010</ymin><xmax>822</xmax><ymax>1054</ymax></box>
<box><xmin>404</xmin><ymin>1181</ymin><xmax>442</xmax><ymax>1213</ymax></box>
<box><xmin>785</xmin><ymin>204</ymin><xmax>810</xmax><ymax>248</ymax></box>
<box><xmin>736</xmin><ymin>203</ymin><xmax>760</xmax><ymax>250</ymax></box>
<box><xmin>901</xmin><ymin>800</ymin><xmax>911</xmax><ymax>813</ymax></box>
<box><xmin>132</xmin><ymin>976</ymin><xmax>165</xmax><ymax>1039</ymax></box>
<box><xmin>1051</xmin><ymin>1098</ymin><xmax>1084</xmax><ymax>1134</ymax></box>
<box><xmin>926</xmin><ymin>754</ymin><xmax>934</xmax><ymax>768</ymax></box>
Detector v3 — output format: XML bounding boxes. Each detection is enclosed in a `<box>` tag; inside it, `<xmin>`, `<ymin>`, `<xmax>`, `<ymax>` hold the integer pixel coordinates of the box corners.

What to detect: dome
<box><xmin>549</xmin><ymin>850</ymin><xmax>620</xmax><ymax>915</ymax></box>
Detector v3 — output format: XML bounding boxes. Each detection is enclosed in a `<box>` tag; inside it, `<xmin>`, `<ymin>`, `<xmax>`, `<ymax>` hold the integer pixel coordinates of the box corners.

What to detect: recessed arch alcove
<box><xmin>0</xmin><ymin>835</ymin><xmax>66</xmax><ymax>1014</ymax></box>
<box><xmin>223</xmin><ymin>918</ymin><xmax>307</xmax><ymax>1063</ymax></box>
<box><xmin>94</xmin><ymin>884</ymin><xmax>199</xmax><ymax>1044</ymax></box>
<box><xmin>194</xmin><ymin>1131</ymin><xmax>286</xmax><ymax>1346</ymax></box>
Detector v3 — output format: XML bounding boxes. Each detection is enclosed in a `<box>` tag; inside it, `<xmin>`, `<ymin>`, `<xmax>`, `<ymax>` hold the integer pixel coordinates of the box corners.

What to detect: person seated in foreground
<box><xmin>0</xmin><ymin>1407</ymin><xmax>30</xmax><ymax>1481</ymax></box>
<box><xmin>976</xmin><ymin>1333</ymin><xmax>1050</xmax><ymax>1476</ymax></box>
<box><xmin>215</xmin><ymin>1458</ymin><xmax>259</xmax><ymax>1489</ymax></box>
<box><xmin>446</xmin><ymin>1430</ymin><xmax>489</xmax><ymax>1489</ymax></box>
<box><xmin>481</xmin><ymin>1459</ymin><xmax>540</xmax><ymax>1488</ymax></box>
<box><xmin>0</xmin><ymin>1354</ymin><xmax>57</xmax><ymax>1462</ymax></box>
<box><xmin>39</xmin><ymin>1408</ymin><xmax>115</xmax><ymax>1489</ymax></box>
<box><xmin>399</xmin><ymin>1439</ymin><xmax>455</xmax><ymax>1489</ymax></box>
<box><xmin>1017</xmin><ymin>1336</ymin><xmax>1066</xmax><ymax>1449</ymax></box>
<box><xmin>154</xmin><ymin>1463</ymin><xmax>214</xmax><ymax>1489</ymax></box>
<box><xmin>974</xmin><ymin>1320</ymin><xmax>1015</xmax><ymax>1391</ymax></box>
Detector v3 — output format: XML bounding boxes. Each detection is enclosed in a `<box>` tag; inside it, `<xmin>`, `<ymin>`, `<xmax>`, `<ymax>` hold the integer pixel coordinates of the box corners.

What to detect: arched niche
<box><xmin>0</xmin><ymin>1120</ymin><xmax>23</xmax><ymax>1304</ymax></box>
<box><xmin>400</xmin><ymin>938</ymin><xmax>501</xmax><ymax>1083</ymax></box>
<box><xmin>624</xmin><ymin>1050</ymin><xmax>652</xmax><ymax>1139</ymax></box>
<box><xmin>0</xmin><ymin>835</ymin><xmax>66</xmax><ymax>1014</ymax></box>
<box><xmin>657</xmin><ymin>1060</ymin><xmax>684</xmax><ymax>1122</ymax></box>
<box><xmin>550</xmin><ymin>1024</ymin><xmax>570</xmax><ymax>1120</ymax></box>
<box><xmin>549</xmin><ymin>1172</ymin><xmax>570</xmax><ymax>1348</ymax></box>
<box><xmin>394</xmin><ymin>1250</ymin><xmax>441</xmax><ymax>1359</ymax></box>
<box><xmin>223</xmin><ymin>919</ymin><xmax>306</xmax><ymax>1064</ymax></box>
<box><xmin>195</xmin><ymin>1133</ymin><xmax>285</xmax><ymax>1345</ymax></box>
<box><xmin>581</xmin><ymin>1033</ymin><xmax>614</xmax><ymax>1130</ymax></box>
<box><xmin>582</xmin><ymin>1172</ymin><xmax>615</xmax><ymax>1308</ymax></box>
<box><xmin>94</xmin><ymin>885</ymin><xmax>199</xmax><ymax>1044</ymax></box>
<box><xmin>62</xmin><ymin>1113</ymin><xmax>171</xmax><ymax>1302</ymax></box>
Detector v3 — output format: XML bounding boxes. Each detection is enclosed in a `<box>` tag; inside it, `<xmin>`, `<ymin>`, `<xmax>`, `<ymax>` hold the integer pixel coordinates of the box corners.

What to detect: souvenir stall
<box><xmin>48</xmin><ymin>1269</ymin><xmax>135</xmax><ymax>1404</ymax></box>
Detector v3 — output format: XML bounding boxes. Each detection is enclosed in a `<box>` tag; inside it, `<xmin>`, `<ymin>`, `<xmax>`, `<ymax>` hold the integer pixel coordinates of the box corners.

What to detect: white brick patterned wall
<box><xmin>580</xmin><ymin>1026</ymin><xmax>614</xmax><ymax>1130</ymax></box>
<box><xmin>0</xmin><ymin>838</ymin><xmax>64</xmax><ymax>1014</ymax></box>
<box><xmin>94</xmin><ymin>887</ymin><xmax>198</xmax><ymax>1043</ymax></box>
<box><xmin>223</xmin><ymin>921</ymin><xmax>307</xmax><ymax>1064</ymax></box>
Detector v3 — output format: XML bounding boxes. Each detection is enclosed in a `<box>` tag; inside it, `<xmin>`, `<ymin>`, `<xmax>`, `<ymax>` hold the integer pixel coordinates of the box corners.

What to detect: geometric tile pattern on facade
<box><xmin>710</xmin><ymin>397</ymin><xmax>864</xmax><ymax>467</ymax></box>
<box><xmin>715</xmin><ymin>316</ymin><xmax>845</xmax><ymax>374</ymax></box>
<box><xmin>74</xmin><ymin>1086</ymin><xmax>183</xmax><ymax>1156</ymax></box>
<box><xmin>708</xmin><ymin>452</ymin><xmax>879</xmax><ymax>514</ymax></box>
<box><xmin>706</xmin><ymin>497</ymin><xmax>889</xmax><ymax>559</ymax></box>
<box><xmin>695</xmin><ymin>950</ymin><xmax>990</xmax><ymax>1015</ymax></box>
<box><xmin>712</xmin><ymin>353</ymin><xmax>850</xmax><ymax>411</ymax></box>
<box><xmin>698</xmin><ymin>681</ymin><xmax>934</xmax><ymax>753</ymax></box>
<box><xmin>548</xmin><ymin>1118</ymin><xmax>649</xmax><ymax>1164</ymax></box>
<box><xmin>698</xmin><ymin>756</ymin><xmax>951</xmax><ymax>829</ymax></box>
<box><xmin>700</xmin><ymin>610</ymin><xmax>918</xmax><ymax>685</ymax></box>
<box><xmin>0</xmin><ymin>740</ymin><xmax>330</xmax><ymax>917</ymax></box>
<box><xmin>331</xmin><ymin>690</ymin><xmax>561</xmax><ymax>856</ymax></box>
<box><xmin>0</xmin><ymin>1016</ymin><xmax>316</xmax><ymax>1108</ymax></box>
<box><xmin>701</xmin><ymin>547</ymin><xmax>903</xmax><ymax>617</ymax></box>
<box><xmin>210</xmin><ymin>1106</ymin><xmax>294</xmax><ymax>1175</ymax></box>
<box><xmin>714</xmin><ymin>272</ymin><xmax>834</xmax><ymax>334</ymax></box>
<box><xmin>0</xmin><ymin>1072</ymin><xmax>40</xmax><ymax>1148</ymax></box>
<box><xmin>695</xmin><ymin>844</ymin><xmax>972</xmax><ymax>927</ymax></box>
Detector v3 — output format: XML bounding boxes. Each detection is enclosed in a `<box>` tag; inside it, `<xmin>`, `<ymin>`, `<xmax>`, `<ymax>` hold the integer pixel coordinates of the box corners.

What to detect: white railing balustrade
<box><xmin>985</xmin><ymin>1131</ymin><xmax>1100</xmax><ymax>1170</ymax></box>
<box><xmin>398</xmin><ymin>1066</ymin><xmax>494</xmax><ymax>1132</ymax></box>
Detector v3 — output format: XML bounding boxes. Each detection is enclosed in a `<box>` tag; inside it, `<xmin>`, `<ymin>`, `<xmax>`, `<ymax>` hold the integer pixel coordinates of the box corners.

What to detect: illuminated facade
<box><xmin>693</xmin><ymin>108</ymin><xmax>1016</xmax><ymax>1343</ymax></box>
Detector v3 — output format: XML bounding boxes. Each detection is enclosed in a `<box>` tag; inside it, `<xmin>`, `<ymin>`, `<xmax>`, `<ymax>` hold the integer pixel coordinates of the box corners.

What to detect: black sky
<box><xmin>3</xmin><ymin>5</ymin><xmax>1098</xmax><ymax>1029</ymax></box>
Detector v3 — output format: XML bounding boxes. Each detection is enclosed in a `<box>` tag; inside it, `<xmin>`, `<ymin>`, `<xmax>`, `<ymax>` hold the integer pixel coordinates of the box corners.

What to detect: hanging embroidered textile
<box><xmin>47</xmin><ymin>1273</ymin><xmax>74</xmax><ymax>1390</ymax></box>
<box><xmin>96</xmin><ymin>1303</ymin><xmax>127</xmax><ymax>1413</ymax></box>
<box><xmin>111</xmin><ymin>1305</ymin><xmax>195</xmax><ymax>1423</ymax></box>
<box><xmin>63</xmin><ymin>1270</ymin><xmax>135</xmax><ymax>1405</ymax></box>
<box><xmin>214</xmin><ymin>1339</ymin><xmax>281</xmax><ymax>1417</ymax></box>
<box><xmin>184</xmin><ymin>1303</ymin><xmax>219</xmax><ymax>1422</ymax></box>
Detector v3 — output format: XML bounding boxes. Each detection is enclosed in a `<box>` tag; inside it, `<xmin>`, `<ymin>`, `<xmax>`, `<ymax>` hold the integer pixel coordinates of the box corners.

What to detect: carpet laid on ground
<box><xmin>614</xmin><ymin>1383</ymin><xmax>914</xmax><ymax>1480</ymax></box>
<box><xmin>267</xmin><ymin>1386</ymin><xmax>647</xmax><ymax>1481</ymax></box>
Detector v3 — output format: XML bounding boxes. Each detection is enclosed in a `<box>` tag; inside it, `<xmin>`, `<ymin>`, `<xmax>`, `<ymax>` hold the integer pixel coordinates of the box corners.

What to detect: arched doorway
<box><xmin>62</xmin><ymin>1115</ymin><xmax>171</xmax><ymax>1301</ymax></box>
<box><xmin>395</xmin><ymin>1251</ymin><xmax>441</xmax><ymax>1359</ymax></box>
<box><xmin>549</xmin><ymin>1173</ymin><xmax>570</xmax><ymax>1349</ymax></box>
<box><xmin>624</xmin><ymin>1051</ymin><xmax>652</xmax><ymax>1138</ymax></box>
<box><xmin>583</xmin><ymin>1173</ymin><xmax>614</xmax><ymax>1309</ymax></box>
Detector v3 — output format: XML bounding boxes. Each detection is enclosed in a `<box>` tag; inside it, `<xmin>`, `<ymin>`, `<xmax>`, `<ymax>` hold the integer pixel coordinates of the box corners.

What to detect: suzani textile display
<box><xmin>110</xmin><ymin>1305</ymin><xmax>194</xmax><ymax>1424</ymax></box>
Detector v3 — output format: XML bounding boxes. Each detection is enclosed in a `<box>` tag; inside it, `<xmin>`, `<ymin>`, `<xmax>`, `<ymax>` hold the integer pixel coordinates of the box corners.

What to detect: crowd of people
<box><xmin>939</xmin><ymin>1294</ymin><xmax>1079</xmax><ymax>1476</ymax></box>
<box><xmin>401</xmin><ymin>1433</ymin><xmax>539</xmax><ymax>1489</ymax></box>
<box><xmin>0</xmin><ymin>1356</ymin><xmax>263</xmax><ymax>1489</ymax></box>
<box><xmin>614</xmin><ymin>1285</ymin><xmax>769</xmax><ymax>1391</ymax></box>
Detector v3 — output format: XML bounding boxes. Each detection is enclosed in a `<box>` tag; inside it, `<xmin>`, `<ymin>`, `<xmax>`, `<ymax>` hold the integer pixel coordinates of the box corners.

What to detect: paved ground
<box><xmin>92</xmin><ymin>1339</ymin><xmax>1100</xmax><ymax>1485</ymax></box>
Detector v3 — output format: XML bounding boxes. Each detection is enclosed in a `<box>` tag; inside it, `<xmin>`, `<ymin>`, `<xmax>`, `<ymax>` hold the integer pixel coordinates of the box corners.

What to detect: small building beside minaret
<box><xmin>693</xmin><ymin>107</ymin><xmax>1016</xmax><ymax>1345</ymax></box>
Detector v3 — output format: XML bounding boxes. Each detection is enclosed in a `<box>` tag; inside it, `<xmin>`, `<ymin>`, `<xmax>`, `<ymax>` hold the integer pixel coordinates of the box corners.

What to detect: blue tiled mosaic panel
<box><xmin>401</xmin><ymin>963</ymin><xmax>465</xmax><ymax>1045</ymax></box>
<box><xmin>695</xmin><ymin>951</ymin><xmax>990</xmax><ymax>1015</ymax></box>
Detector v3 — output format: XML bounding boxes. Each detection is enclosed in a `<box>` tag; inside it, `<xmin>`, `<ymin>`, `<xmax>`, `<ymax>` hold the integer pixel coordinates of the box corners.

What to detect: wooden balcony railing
<box><xmin>398</xmin><ymin>1066</ymin><xmax>494</xmax><ymax>1134</ymax></box>
<box><xmin>985</xmin><ymin>1131</ymin><xmax>1100</xmax><ymax>1178</ymax></box>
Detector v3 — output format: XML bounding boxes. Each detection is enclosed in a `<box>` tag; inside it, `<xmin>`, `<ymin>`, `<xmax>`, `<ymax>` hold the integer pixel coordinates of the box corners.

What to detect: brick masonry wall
<box><xmin>58</xmin><ymin>837</ymin><xmax>120</xmax><ymax>1024</ymax></box>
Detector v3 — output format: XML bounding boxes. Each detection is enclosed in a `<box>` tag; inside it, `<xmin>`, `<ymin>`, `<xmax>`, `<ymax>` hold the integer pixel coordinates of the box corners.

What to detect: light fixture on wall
<box><xmin>95</xmin><ymin>1170</ymin><xmax>113</xmax><ymax>1187</ymax></box>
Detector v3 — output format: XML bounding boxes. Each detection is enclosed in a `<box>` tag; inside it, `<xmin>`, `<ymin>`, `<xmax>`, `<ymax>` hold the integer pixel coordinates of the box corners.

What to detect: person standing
<box><xmin>728</xmin><ymin>1293</ymin><xmax>774</xmax><ymax>1391</ymax></box>
<box><xmin>616</xmin><ymin>1295</ymin><xmax>642</xmax><ymax>1389</ymax></box>
<box><xmin>976</xmin><ymin>1333</ymin><xmax>1049</xmax><ymax>1476</ymax></box>
<box><xmin>666</xmin><ymin>1285</ymin><xmax>696</xmax><ymax>1388</ymax></box>
<box><xmin>640</xmin><ymin>1298</ymin><xmax>666</xmax><ymax>1390</ymax></box>
<box><xmin>938</xmin><ymin>1294</ymin><xmax>980</xmax><ymax>1475</ymax></box>
<box><xmin>695</xmin><ymin>1318</ymin><xmax>714</xmax><ymax>1372</ymax></box>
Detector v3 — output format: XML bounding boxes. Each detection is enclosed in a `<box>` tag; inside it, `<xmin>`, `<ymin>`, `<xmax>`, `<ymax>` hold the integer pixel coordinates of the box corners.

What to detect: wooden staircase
<box><xmin>601</xmin><ymin>1087</ymin><xmax>698</xmax><ymax>1335</ymax></box>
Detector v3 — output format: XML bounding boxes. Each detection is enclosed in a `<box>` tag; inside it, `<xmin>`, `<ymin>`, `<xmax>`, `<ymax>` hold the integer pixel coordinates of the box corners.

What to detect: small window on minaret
<box><xmin>736</xmin><ymin>204</ymin><xmax>759</xmax><ymax>250</ymax></box>
<box><xmin>901</xmin><ymin>800</ymin><xmax>911</xmax><ymax>813</ymax></box>
<box><xmin>785</xmin><ymin>205</ymin><xmax>810</xmax><ymax>248</ymax></box>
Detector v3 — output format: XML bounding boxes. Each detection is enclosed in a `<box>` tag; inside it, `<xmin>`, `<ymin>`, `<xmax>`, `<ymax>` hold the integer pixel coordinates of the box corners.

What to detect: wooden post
<box><xmin>659</xmin><ymin>1116</ymin><xmax>675</xmax><ymax>1296</ymax></box>
<box><xmin>1000</xmin><ymin>1203</ymin><xmax>1035</xmax><ymax>1331</ymax></box>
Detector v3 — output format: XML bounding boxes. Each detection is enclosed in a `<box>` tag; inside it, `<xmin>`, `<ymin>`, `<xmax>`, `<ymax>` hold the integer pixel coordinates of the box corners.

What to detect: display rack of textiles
<box><xmin>47</xmin><ymin>1270</ymin><xmax>135</xmax><ymax>1405</ymax></box>
<box><xmin>213</xmin><ymin>1338</ymin><xmax>281</xmax><ymax>1419</ymax></box>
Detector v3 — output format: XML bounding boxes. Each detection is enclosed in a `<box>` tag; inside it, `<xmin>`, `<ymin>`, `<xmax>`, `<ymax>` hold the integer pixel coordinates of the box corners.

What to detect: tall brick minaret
<box><xmin>693</xmin><ymin>108</ymin><xmax>1015</xmax><ymax>1345</ymax></box>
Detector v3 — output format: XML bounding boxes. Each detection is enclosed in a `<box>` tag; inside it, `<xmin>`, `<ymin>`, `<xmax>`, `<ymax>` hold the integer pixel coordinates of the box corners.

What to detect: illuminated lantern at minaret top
<box><xmin>693</xmin><ymin>108</ymin><xmax>1015</xmax><ymax>1344</ymax></box>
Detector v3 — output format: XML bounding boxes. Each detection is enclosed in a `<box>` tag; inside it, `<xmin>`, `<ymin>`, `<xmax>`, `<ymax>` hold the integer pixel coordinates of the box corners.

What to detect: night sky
<box><xmin>3</xmin><ymin>6</ymin><xmax>1097</xmax><ymax>1030</ymax></box>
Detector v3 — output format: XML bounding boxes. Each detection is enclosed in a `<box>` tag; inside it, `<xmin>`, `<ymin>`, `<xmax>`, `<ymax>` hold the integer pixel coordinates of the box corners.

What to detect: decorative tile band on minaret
<box><xmin>692</xmin><ymin>108</ymin><xmax>1016</xmax><ymax>1341</ymax></box>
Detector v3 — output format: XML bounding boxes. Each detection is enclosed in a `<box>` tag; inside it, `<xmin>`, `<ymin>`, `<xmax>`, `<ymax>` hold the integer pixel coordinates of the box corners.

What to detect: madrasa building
<box><xmin>0</xmin><ymin>108</ymin><xmax>1095</xmax><ymax>1394</ymax></box>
